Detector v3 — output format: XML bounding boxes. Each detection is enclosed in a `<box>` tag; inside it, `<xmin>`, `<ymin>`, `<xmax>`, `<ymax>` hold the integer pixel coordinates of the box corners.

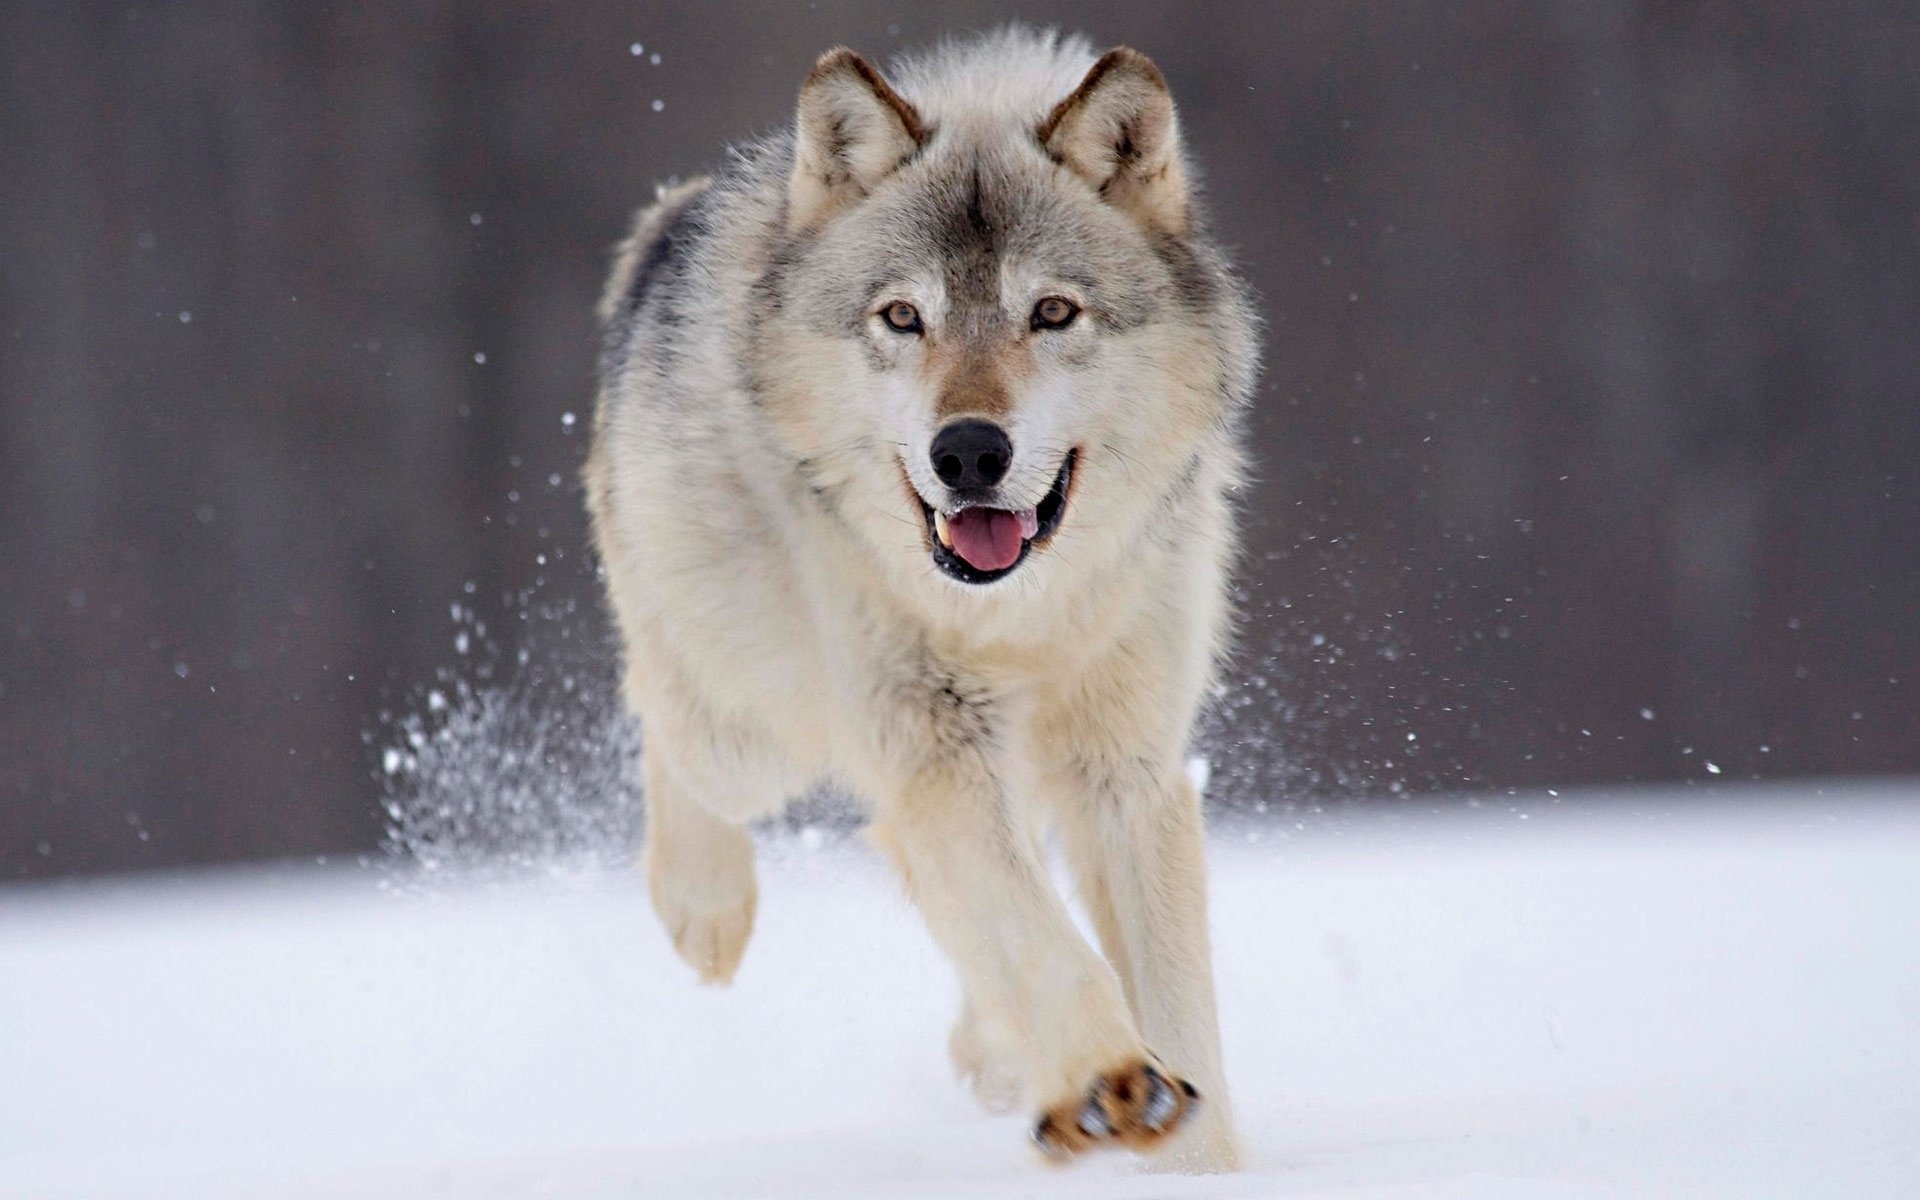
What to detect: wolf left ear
<box><xmin>788</xmin><ymin>48</ymin><xmax>927</xmax><ymax>230</ymax></box>
<box><xmin>1039</xmin><ymin>48</ymin><xmax>1190</xmax><ymax>236</ymax></box>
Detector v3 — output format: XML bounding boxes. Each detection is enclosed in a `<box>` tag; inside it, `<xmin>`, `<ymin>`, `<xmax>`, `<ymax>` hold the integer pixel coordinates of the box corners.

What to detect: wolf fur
<box><xmin>585</xmin><ymin>27</ymin><xmax>1258</xmax><ymax>1171</ymax></box>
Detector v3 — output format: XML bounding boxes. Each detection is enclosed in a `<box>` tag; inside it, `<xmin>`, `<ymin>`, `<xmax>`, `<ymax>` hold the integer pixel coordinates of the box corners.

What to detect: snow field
<box><xmin>1</xmin><ymin>788</ymin><xmax>1916</xmax><ymax>1198</ymax></box>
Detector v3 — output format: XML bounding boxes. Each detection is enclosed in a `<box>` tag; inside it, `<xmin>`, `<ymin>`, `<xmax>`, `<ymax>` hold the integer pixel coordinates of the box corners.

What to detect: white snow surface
<box><xmin>4</xmin><ymin>787</ymin><xmax>1918</xmax><ymax>1199</ymax></box>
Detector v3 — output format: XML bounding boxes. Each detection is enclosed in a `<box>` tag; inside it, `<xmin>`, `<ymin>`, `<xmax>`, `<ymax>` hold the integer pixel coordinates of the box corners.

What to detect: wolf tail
<box><xmin>596</xmin><ymin>176</ymin><xmax>714</xmax><ymax>328</ymax></box>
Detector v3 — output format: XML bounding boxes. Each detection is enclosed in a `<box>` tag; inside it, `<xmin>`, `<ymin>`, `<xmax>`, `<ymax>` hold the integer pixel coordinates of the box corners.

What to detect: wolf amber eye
<box><xmin>881</xmin><ymin>301</ymin><xmax>923</xmax><ymax>334</ymax></box>
<box><xmin>1031</xmin><ymin>296</ymin><xmax>1079</xmax><ymax>330</ymax></box>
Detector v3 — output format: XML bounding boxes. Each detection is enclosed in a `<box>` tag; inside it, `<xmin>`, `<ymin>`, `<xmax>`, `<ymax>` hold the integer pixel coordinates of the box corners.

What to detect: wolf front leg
<box><xmin>868</xmin><ymin>756</ymin><xmax>1202</xmax><ymax>1162</ymax></box>
<box><xmin>642</xmin><ymin>740</ymin><xmax>759</xmax><ymax>985</ymax></box>
<box><xmin>1036</xmin><ymin>681</ymin><xmax>1242</xmax><ymax>1172</ymax></box>
<box><xmin>1052</xmin><ymin>769</ymin><xmax>1240</xmax><ymax>1171</ymax></box>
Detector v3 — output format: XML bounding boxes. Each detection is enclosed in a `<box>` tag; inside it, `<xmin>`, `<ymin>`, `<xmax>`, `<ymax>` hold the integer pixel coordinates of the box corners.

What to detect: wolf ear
<box><xmin>788</xmin><ymin>48</ymin><xmax>927</xmax><ymax>230</ymax></box>
<box><xmin>1039</xmin><ymin>48</ymin><xmax>1189</xmax><ymax>236</ymax></box>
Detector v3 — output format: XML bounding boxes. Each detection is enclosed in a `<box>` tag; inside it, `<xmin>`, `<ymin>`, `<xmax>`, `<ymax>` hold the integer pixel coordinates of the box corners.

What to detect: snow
<box><xmin>3</xmin><ymin>787</ymin><xmax>1917</xmax><ymax>1199</ymax></box>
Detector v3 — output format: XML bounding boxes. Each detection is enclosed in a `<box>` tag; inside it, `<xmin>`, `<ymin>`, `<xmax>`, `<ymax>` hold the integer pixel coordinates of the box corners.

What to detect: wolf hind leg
<box><xmin>642</xmin><ymin>733</ymin><xmax>764</xmax><ymax>986</ymax></box>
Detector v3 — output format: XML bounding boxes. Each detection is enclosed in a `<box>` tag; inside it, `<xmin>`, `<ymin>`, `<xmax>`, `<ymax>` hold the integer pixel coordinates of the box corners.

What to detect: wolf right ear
<box><xmin>787</xmin><ymin>48</ymin><xmax>926</xmax><ymax>231</ymax></box>
<box><xmin>1039</xmin><ymin>48</ymin><xmax>1190</xmax><ymax>236</ymax></box>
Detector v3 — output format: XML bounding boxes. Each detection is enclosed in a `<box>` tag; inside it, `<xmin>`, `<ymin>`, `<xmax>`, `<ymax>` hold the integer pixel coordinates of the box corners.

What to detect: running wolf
<box><xmin>585</xmin><ymin>27</ymin><xmax>1257</xmax><ymax>1171</ymax></box>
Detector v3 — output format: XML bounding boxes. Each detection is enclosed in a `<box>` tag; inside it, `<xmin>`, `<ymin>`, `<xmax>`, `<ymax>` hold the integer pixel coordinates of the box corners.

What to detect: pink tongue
<box><xmin>947</xmin><ymin>508</ymin><xmax>1025</xmax><ymax>572</ymax></box>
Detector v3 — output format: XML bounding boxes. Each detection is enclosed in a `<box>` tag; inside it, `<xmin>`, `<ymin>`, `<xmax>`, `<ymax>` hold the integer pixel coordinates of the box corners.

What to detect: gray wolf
<box><xmin>585</xmin><ymin>27</ymin><xmax>1257</xmax><ymax>1171</ymax></box>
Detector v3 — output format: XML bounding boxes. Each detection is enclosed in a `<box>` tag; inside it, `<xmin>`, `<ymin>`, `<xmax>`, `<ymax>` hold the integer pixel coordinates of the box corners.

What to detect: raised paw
<box><xmin>1031</xmin><ymin>1059</ymin><xmax>1199</xmax><ymax>1162</ymax></box>
<box><xmin>658</xmin><ymin>884</ymin><xmax>754</xmax><ymax>984</ymax></box>
<box><xmin>646</xmin><ymin>818</ymin><xmax>757</xmax><ymax>985</ymax></box>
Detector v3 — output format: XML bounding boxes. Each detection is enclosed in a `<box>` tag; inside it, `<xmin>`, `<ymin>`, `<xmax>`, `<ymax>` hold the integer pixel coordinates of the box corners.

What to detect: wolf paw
<box><xmin>1031</xmin><ymin>1059</ymin><xmax>1199</xmax><ymax>1161</ymax></box>
<box><xmin>659</xmin><ymin>888</ymin><xmax>754</xmax><ymax>985</ymax></box>
<box><xmin>646</xmin><ymin>825</ymin><xmax>757</xmax><ymax>985</ymax></box>
<box><xmin>949</xmin><ymin>1004</ymin><xmax>1022</xmax><ymax>1114</ymax></box>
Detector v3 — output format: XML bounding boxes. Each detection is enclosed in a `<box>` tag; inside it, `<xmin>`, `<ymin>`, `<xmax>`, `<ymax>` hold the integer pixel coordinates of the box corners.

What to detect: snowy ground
<box><xmin>3</xmin><ymin>786</ymin><xmax>1917</xmax><ymax>1199</ymax></box>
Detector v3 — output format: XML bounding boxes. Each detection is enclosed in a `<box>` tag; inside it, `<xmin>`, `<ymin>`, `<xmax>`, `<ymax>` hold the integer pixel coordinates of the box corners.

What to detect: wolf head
<box><xmin>752</xmin><ymin>30</ymin><xmax>1257</xmax><ymax>607</ymax></box>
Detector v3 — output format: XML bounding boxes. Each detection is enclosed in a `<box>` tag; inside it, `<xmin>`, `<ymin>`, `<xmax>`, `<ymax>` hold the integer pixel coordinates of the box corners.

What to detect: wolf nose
<box><xmin>930</xmin><ymin>419</ymin><xmax>1012</xmax><ymax>490</ymax></box>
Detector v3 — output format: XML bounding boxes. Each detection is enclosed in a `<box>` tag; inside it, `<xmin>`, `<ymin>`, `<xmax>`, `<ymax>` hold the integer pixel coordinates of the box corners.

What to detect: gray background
<box><xmin>4</xmin><ymin>1</ymin><xmax>1917</xmax><ymax>881</ymax></box>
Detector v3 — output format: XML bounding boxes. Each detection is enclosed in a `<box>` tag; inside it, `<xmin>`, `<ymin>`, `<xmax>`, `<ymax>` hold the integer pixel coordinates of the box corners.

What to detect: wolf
<box><xmin>584</xmin><ymin>27</ymin><xmax>1257</xmax><ymax>1171</ymax></box>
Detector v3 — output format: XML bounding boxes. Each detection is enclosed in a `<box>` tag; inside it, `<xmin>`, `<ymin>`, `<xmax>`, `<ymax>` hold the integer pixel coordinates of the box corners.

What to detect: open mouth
<box><xmin>917</xmin><ymin>449</ymin><xmax>1077</xmax><ymax>585</ymax></box>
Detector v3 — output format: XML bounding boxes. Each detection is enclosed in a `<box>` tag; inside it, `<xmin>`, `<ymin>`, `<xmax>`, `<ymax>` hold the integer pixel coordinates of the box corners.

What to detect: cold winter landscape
<box><xmin>7</xmin><ymin>5</ymin><xmax>1920</xmax><ymax>1200</ymax></box>
<box><xmin>5</xmin><ymin>785</ymin><xmax>1916</xmax><ymax>1199</ymax></box>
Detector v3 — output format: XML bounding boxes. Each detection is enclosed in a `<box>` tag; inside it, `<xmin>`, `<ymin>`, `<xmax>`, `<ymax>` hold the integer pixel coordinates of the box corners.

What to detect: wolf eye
<box><xmin>880</xmin><ymin>301</ymin><xmax>923</xmax><ymax>334</ymax></box>
<box><xmin>1031</xmin><ymin>296</ymin><xmax>1080</xmax><ymax>330</ymax></box>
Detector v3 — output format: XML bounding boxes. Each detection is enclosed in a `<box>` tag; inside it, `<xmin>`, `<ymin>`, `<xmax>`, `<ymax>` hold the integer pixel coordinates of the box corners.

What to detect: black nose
<box><xmin>930</xmin><ymin>419</ymin><xmax>1012</xmax><ymax>490</ymax></box>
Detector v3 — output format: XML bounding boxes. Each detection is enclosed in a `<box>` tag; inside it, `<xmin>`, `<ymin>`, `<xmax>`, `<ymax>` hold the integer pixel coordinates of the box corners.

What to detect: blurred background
<box><xmin>3</xmin><ymin>1</ymin><xmax>1917</xmax><ymax>882</ymax></box>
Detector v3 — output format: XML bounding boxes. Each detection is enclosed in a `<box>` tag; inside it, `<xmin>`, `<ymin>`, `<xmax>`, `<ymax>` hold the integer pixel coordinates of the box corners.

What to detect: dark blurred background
<box><xmin>3</xmin><ymin>2</ymin><xmax>1917</xmax><ymax>881</ymax></box>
